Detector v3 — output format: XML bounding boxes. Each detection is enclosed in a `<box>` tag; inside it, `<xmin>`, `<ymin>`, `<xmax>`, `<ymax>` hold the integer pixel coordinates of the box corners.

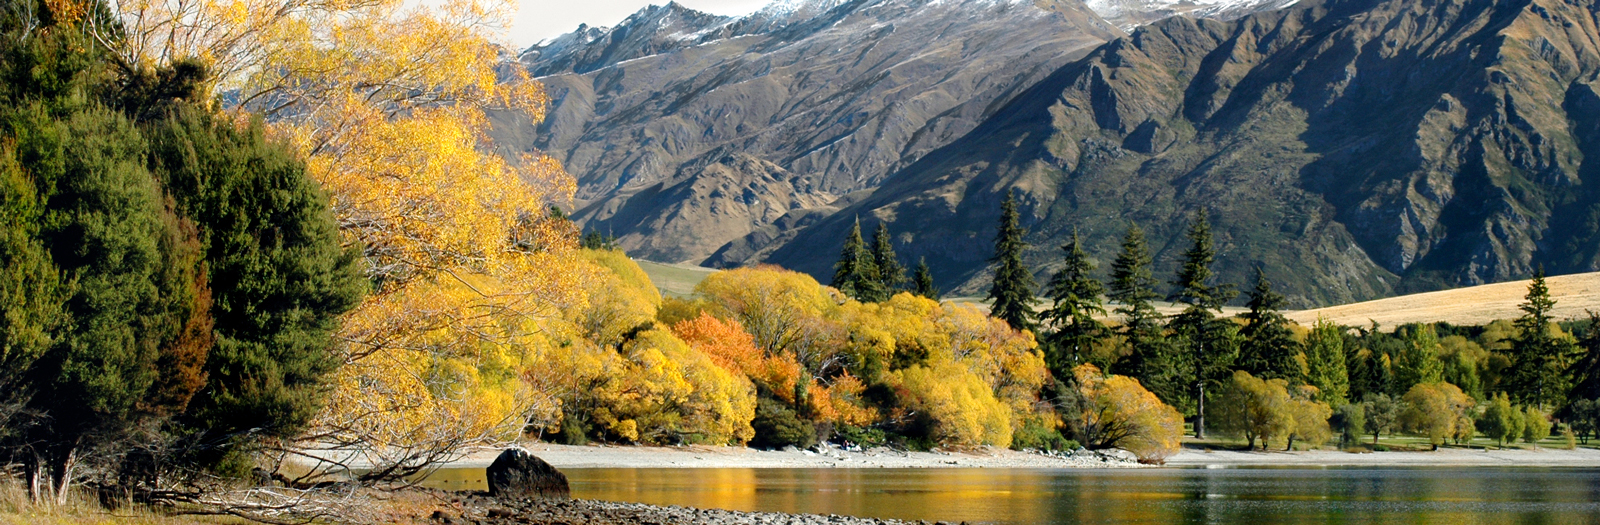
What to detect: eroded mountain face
<box><xmin>761</xmin><ymin>0</ymin><xmax>1600</xmax><ymax>307</ymax></box>
<box><xmin>508</xmin><ymin>0</ymin><xmax>1125</xmax><ymax>264</ymax></box>
<box><xmin>1087</xmin><ymin>0</ymin><xmax>1301</xmax><ymax>29</ymax></box>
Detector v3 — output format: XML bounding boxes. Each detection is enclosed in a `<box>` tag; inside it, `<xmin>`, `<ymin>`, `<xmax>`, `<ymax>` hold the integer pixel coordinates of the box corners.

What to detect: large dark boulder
<box><xmin>485</xmin><ymin>449</ymin><xmax>569</xmax><ymax>500</ymax></box>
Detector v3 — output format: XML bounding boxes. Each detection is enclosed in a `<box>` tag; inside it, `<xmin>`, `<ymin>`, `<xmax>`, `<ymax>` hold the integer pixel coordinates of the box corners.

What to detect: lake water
<box><xmin>423</xmin><ymin>466</ymin><xmax>1600</xmax><ymax>524</ymax></box>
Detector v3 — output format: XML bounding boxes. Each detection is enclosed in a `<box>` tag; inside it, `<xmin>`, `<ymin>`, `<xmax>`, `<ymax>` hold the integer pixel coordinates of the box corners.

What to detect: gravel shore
<box><xmin>433</xmin><ymin>494</ymin><xmax>939</xmax><ymax>525</ymax></box>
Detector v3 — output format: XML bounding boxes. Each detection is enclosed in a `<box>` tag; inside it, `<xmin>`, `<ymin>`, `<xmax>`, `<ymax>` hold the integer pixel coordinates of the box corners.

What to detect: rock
<box><xmin>486</xmin><ymin>448</ymin><xmax>570</xmax><ymax>500</ymax></box>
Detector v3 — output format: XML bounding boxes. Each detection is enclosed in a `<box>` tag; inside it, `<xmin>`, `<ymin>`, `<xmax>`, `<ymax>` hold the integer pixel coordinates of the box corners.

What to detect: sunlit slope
<box><xmin>1287</xmin><ymin>272</ymin><xmax>1600</xmax><ymax>327</ymax></box>
<box><xmin>635</xmin><ymin>260</ymin><xmax>718</xmax><ymax>298</ymax></box>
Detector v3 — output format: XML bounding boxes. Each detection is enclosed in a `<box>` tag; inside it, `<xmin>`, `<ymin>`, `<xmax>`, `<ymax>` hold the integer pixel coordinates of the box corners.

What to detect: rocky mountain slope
<box><xmin>759</xmin><ymin>0</ymin><xmax>1600</xmax><ymax>307</ymax></box>
<box><xmin>509</xmin><ymin>0</ymin><xmax>1125</xmax><ymax>264</ymax></box>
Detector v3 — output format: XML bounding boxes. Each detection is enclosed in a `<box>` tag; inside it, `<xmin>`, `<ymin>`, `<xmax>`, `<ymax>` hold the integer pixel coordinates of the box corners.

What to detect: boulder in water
<box><xmin>486</xmin><ymin>449</ymin><xmax>570</xmax><ymax>500</ymax></box>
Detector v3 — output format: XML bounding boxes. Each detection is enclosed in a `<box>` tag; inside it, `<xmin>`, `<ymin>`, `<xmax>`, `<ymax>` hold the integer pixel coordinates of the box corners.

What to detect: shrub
<box><xmin>1011</xmin><ymin>419</ymin><xmax>1073</xmax><ymax>451</ymax></box>
<box><xmin>1522</xmin><ymin>406</ymin><xmax>1551</xmax><ymax>447</ymax></box>
<box><xmin>750</xmin><ymin>397</ymin><xmax>817</xmax><ymax>449</ymax></box>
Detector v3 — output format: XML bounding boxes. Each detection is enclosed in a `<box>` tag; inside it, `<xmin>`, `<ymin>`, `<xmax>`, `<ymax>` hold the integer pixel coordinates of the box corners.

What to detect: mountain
<box><xmin>1088</xmin><ymin>0</ymin><xmax>1302</xmax><ymax>29</ymax></box>
<box><xmin>760</xmin><ymin>0</ymin><xmax>1600</xmax><ymax>307</ymax></box>
<box><xmin>507</xmin><ymin>0</ymin><xmax>1123</xmax><ymax>264</ymax></box>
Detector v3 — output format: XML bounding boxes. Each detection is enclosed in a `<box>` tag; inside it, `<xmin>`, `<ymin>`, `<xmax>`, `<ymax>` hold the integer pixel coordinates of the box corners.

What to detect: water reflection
<box><xmin>421</xmin><ymin>467</ymin><xmax>1600</xmax><ymax>524</ymax></box>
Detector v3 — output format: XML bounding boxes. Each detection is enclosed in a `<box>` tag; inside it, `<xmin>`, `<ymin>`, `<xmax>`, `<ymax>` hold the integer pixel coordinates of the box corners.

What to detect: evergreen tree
<box><xmin>831</xmin><ymin>219</ymin><xmax>885</xmax><ymax>302</ymax></box>
<box><xmin>1506</xmin><ymin>270</ymin><xmax>1575</xmax><ymax>410</ymax></box>
<box><xmin>146</xmin><ymin>107</ymin><xmax>365</xmax><ymax>449</ymax></box>
<box><xmin>1040</xmin><ymin>229</ymin><xmax>1107</xmax><ymax>376</ymax></box>
<box><xmin>1393</xmin><ymin>324</ymin><xmax>1444</xmax><ymax>394</ymax></box>
<box><xmin>870</xmin><ymin>222</ymin><xmax>906</xmax><ymax>293</ymax></box>
<box><xmin>987</xmin><ymin>190</ymin><xmax>1037</xmax><ymax>332</ymax></box>
<box><xmin>1237</xmin><ymin>267</ymin><xmax>1300</xmax><ymax>381</ymax></box>
<box><xmin>1569</xmin><ymin>312</ymin><xmax>1600</xmax><ymax>403</ymax></box>
<box><xmin>1165</xmin><ymin>210</ymin><xmax>1238</xmax><ymax>438</ymax></box>
<box><xmin>912</xmin><ymin>257</ymin><xmax>940</xmax><ymax>300</ymax></box>
<box><xmin>1305</xmin><ymin>318</ymin><xmax>1350</xmax><ymax>405</ymax></box>
<box><xmin>1107</xmin><ymin>224</ymin><xmax>1167</xmax><ymax>389</ymax></box>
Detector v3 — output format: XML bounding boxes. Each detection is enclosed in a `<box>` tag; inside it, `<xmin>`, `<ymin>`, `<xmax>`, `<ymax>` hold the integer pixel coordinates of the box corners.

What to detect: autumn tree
<box><xmin>1236</xmin><ymin>267</ymin><xmax>1300</xmax><ymax>382</ymax></box>
<box><xmin>912</xmin><ymin>258</ymin><xmax>939</xmax><ymax>300</ymax></box>
<box><xmin>1166</xmin><ymin>210</ymin><xmax>1238</xmax><ymax>438</ymax></box>
<box><xmin>1040</xmin><ymin>230</ymin><xmax>1107</xmax><ymax>376</ymax></box>
<box><xmin>1212</xmin><ymin>371</ymin><xmax>1293</xmax><ymax>450</ymax></box>
<box><xmin>1506</xmin><ymin>271</ymin><xmax>1575</xmax><ymax>410</ymax></box>
<box><xmin>1477</xmin><ymin>392</ymin><xmax>1518</xmax><ymax>448</ymax></box>
<box><xmin>987</xmin><ymin>190</ymin><xmax>1037</xmax><ymax>332</ymax></box>
<box><xmin>1107</xmin><ymin>224</ymin><xmax>1167</xmax><ymax>391</ymax></box>
<box><xmin>1058</xmin><ymin>365</ymin><xmax>1183</xmax><ymax>461</ymax></box>
<box><xmin>833</xmin><ymin>220</ymin><xmax>886</xmax><ymax>302</ymax></box>
<box><xmin>1398</xmin><ymin>382</ymin><xmax>1474</xmax><ymax>449</ymax></box>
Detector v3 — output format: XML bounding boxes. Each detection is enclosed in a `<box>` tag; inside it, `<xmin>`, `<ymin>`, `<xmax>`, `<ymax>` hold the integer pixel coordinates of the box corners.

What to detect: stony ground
<box><xmin>434</xmin><ymin>493</ymin><xmax>965</xmax><ymax>525</ymax></box>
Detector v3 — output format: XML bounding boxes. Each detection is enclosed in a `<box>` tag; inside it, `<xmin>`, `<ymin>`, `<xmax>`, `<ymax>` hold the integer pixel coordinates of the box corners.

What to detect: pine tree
<box><xmin>871</xmin><ymin>222</ymin><xmax>907</xmax><ymax>294</ymax></box>
<box><xmin>1165</xmin><ymin>210</ymin><xmax>1238</xmax><ymax>438</ymax></box>
<box><xmin>1569</xmin><ymin>312</ymin><xmax>1600</xmax><ymax>402</ymax></box>
<box><xmin>1107</xmin><ymin>224</ymin><xmax>1167</xmax><ymax>388</ymax></box>
<box><xmin>1507</xmin><ymin>270</ymin><xmax>1574</xmax><ymax>410</ymax></box>
<box><xmin>1393</xmin><ymin>323</ymin><xmax>1444</xmax><ymax>393</ymax></box>
<box><xmin>1237</xmin><ymin>266</ymin><xmax>1301</xmax><ymax>382</ymax></box>
<box><xmin>832</xmin><ymin>219</ymin><xmax>885</xmax><ymax>302</ymax></box>
<box><xmin>912</xmin><ymin>258</ymin><xmax>940</xmax><ymax>300</ymax></box>
<box><xmin>1040</xmin><ymin>229</ymin><xmax>1107</xmax><ymax>376</ymax></box>
<box><xmin>987</xmin><ymin>190</ymin><xmax>1037</xmax><ymax>332</ymax></box>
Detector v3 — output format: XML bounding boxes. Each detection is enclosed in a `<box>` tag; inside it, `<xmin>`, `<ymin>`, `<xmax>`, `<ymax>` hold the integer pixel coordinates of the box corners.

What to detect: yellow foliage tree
<box><xmin>1399</xmin><ymin>382</ymin><xmax>1476</xmax><ymax>448</ymax></box>
<box><xmin>893</xmin><ymin>363</ymin><xmax>1014</xmax><ymax>448</ymax></box>
<box><xmin>1066</xmin><ymin>365</ymin><xmax>1184</xmax><ymax>461</ymax></box>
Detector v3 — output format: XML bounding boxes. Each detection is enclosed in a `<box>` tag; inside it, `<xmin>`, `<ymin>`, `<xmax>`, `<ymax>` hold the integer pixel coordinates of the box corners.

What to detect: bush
<box><xmin>1011</xmin><ymin>419</ymin><xmax>1073</xmax><ymax>451</ymax></box>
<box><xmin>750</xmin><ymin>397</ymin><xmax>817</xmax><ymax>449</ymax></box>
<box><xmin>1522</xmin><ymin>406</ymin><xmax>1551</xmax><ymax>446</ymax></box>
<box><xmin>556</xmin><ymin>412</ymin><xmax>590</xmax><ymax>445</ymax></box>
<box><xmin>833</xmin><ymin>424</ymin><xmax>888</xmax><ymax>448</ymax></box>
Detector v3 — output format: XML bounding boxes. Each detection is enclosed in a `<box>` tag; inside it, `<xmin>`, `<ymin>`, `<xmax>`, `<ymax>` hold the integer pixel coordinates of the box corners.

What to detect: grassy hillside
<box><xmin>1286</xmin><ymin>272</ymin><xmax>1600</xmax><ymax>328</ymax></box>
<box><xmin>635</xmin><ymin>260</ymin><xmax>718</xmax><ymax>298</ymax></box>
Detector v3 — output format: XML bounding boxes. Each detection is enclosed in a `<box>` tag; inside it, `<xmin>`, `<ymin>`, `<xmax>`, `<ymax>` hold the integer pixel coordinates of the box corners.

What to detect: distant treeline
<box><xmin>829</xmin><ymin>190</ymin><xmax>1600</xmax><ymax>450</ymax></box>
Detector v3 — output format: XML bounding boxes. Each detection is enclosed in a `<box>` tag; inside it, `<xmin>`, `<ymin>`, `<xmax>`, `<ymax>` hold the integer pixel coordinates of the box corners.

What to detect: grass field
<box><xmin>1285</xmin><ymin>271</ymin><xmax>1600</xmax><ymax>327</ymax></box>
<box><xmin>635</xmin><ymin>260</ymin><xmax>719</xmax><ymax>298</ymax></box>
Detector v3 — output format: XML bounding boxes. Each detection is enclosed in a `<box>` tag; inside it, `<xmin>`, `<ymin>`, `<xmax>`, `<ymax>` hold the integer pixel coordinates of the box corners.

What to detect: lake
<box><xmin>422</xmin><ymin>466</ymin><xmax>1600</xmax><ymax>524</ymax></box>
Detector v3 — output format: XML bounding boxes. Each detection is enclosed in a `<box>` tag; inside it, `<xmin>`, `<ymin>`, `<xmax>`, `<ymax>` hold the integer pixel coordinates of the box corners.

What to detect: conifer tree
<box><xmin>1568</xmin><ymin>312</ymin><xmax>1600</xmax><ymax>402</ymax></box>
<box><xmin>1507</xmin><ymin>270</ymin><xmax>1574</xmax><ymax>410</ymax></box>
<box><xmin>987</xmin><ymin>190</ymin><xmax>1037</xmax><ymax>332</ymax></box>
<box><xmin>1107</xmin><ymin>224</ymin><xmax>1166</xmax><ymax>388</ymax></box>
<box><xmin>1237</xmin><ymin>267</ymin><xmax>1300</xmax><ymax>382</ymax></box>
<box><xmin>1393</xmin><ymin>324</ymin><xmax>1444</xmax><ymax>393</ymax></box>
<box><xmin>912</xmin><ymin>258</ymin><xmax>940</xmax><ymax>300</ymax></box>
<box><xmin>1165</xmin><ymin>210</ymin><xmax>1238</xmax><ymax>438</ymax></box>
<box><xmin>871</xmin><ymin>222</ymin><xmax>906</xmax><ymax>293</ymax></box>
<box><xmin>832</xmin><ymin>219</ymin><xmax>885</xmax><ymax>302</ymax></box>
<box><xmin>1041</xmin><ymin>230</ymin><xmax>1107</xmax><ymax>375</ymax></box>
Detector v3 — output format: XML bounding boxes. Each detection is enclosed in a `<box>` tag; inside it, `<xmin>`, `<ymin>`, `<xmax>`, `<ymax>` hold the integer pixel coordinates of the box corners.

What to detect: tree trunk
<box><xmin>1195</xmin><ymin>383</ymin><xmax>1206</xmax><ymax>439</ymax></box>
<box><xmin>25</xmin><ymin>452</ymin><xmax>46</xmax><ymax>505</ymax></box>
<box><xmin>51</xmin><ymin>447</ymin><xmax>78</xmax><ymax>506</ymax></box>
<box><xmin>1286</xmin><ymin>435</ymin><xmax>1295</xmax><ymax>451</ymax></box>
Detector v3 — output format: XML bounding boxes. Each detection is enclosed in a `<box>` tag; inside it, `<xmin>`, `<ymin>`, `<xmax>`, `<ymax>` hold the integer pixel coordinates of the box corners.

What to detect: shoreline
<box><xmin>429</xmin><ymin>442</ymin><xmax>1600</xmax><ymax>471</ymax></box>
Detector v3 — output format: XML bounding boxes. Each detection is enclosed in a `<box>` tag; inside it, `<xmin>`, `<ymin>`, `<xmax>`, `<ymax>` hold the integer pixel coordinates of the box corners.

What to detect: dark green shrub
<box><xmin>749</xmin><ymin>398</ymin><xmax>816</xmax><ymax>449</ymax></box>
<box><xmin>1011</xmin><ymin>420</ymin><xmax>1073</xmax><ymax>451</ymax></box>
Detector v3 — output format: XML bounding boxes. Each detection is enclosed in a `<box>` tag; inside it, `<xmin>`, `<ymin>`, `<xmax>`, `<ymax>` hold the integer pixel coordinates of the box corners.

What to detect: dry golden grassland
<box><xmin>0</xmin><ymin>482</ymin><xmax>246</xmax><ymax>525</ymax></box>
<box><xmin>634</xmin><ymin>259</ymin><xmax>719</xmax><ymax>298</ymax></box>
<box><xmin>1286</xmin><ymin>271</ymin><xmax>1600</xmax><ymax>327</ymax></box>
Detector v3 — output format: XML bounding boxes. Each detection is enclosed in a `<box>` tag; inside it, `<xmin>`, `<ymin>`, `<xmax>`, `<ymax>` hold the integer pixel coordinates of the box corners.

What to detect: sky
<box><xmin>513</xmin><ymin>0</ymin><xmax>774</xmax><ymax>48</ymax></box>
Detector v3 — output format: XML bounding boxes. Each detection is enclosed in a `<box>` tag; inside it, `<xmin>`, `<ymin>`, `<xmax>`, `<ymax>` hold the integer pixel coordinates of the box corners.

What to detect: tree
<box><xmin>1522</xmin><ymin>406</ymin><xmax>1552</xmax><ymax>446</ymax></box>
<box><xmin>1040</xmin><ymin>230</ymin><xmax>1106</xmax><ymax>377</ymax></box>
<box><xmin>832</xmin><ymin>220</ymin><xmax>885</xmax><ymax>302</ymax></box>
<box><xmin>1305</xmin><ymin>318</ymin><xmax>1350</xmax><ymax>405</ymax></box>
<box><xmin>1285</xmin><ymin>387</ymin><xmax>1334</xmax><ymax>451</ymax></box>
<box><xmin>147</xmin><ymin>107</ymin><xmax>364</xmax><ymax>457</ymax></box>
<box><xmin>1107</xmin><ymin>224</ymin><xmax>1167</xmax><ymax>392</ymax></box>
<box><xmin>1506</xmin><ymin>270</ymin><xmax>1575</xmax><ymax>410</ymax></box>
<box><xmin>1331</xmin><ymin>402</ymin><xmax>1366</xmax><ymax>448</ymax></box>
<box><xmin>1569</xmin><ymin>312</ymin><xmax>1600</xmax><ymax>402</ymax></box>
<box><xmin>1393</xmin><ymin>324</ymin><xmax>1445</xmax><ymax>394</ymax></box>
<box><xmin>1568</xmin><ymin>398</ymin><xmax>1598</xmax><ymax>444</ymax></box>
<box><xmin>1478</xmin><ymin>392</ymin><xmax>1519</xmax><ymax>448</ymax></box>
<box><xmin>1058</xmin><ymin>365</ymin><xmax>1184</xmax><ymax>461</ymax></box>
<box><xmin>1212</xmin><ymin>371</ymin><xmax>1294</xmax><ymax>450</ymax></box>
<box><xmin>912</xmin><ymin>258</ymin><xmax>939</xmax><ymax>300</ymax></box>
<box><xmin>1362</xmin><ymin>393</ymin><xmax>1401</xmax><ymax>445</ymax></box>
<box><xmin>1398</xmin><ymin>382</ymin><xmax>1474</xmax><ymax>449</ymax></box>
<box><xmin>987</xmin><ymin>190</ymin><xmax>1037</xmax><ymax>332</ymax></box>
<box><xmin>870</xmin><ymin>222</ymin><xmax>906</xmax><ymax>293</ymax></box>
<box><xmin>1236</xmin><ymin>267</ymin><xmax>1300</xmax><ymax>382</ymax></box>
<box><xmin>1165</xmin><ymin>210</ymin><xmax>1238</xmax><ymax>439</ymax></box>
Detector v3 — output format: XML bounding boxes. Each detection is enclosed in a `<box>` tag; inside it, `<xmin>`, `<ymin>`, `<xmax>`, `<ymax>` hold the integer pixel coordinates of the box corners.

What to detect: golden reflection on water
<box><xmin>420</xmin><ymin>467</ymin><xmax>1600</xmax><ymax>525</ymax></box>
